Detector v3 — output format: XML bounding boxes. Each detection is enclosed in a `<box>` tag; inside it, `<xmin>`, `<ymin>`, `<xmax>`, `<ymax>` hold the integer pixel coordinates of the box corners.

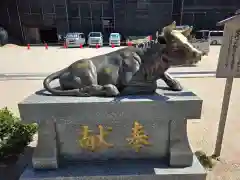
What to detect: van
<box><xmin>209</xmin><ymin>30</ymin><xmax>223</xmax><ymax>45</ymax></box>
<box><xmin>109</xmin><ymin>33</ymin><xmax>121</xmax><ymax>46</ymax></box>
<box><xmin>88</xmin><ymin>32</ymin><xmax>103</xmax><ymax>47</ymax></box>
<box><xmin>65</xmin><ymin>32</ymin><xmax>86</xmax><ymax>47</ymax></box>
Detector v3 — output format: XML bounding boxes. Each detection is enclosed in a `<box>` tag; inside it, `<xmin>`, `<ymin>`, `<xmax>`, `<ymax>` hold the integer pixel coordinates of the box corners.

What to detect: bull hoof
<box><xmin>103</xmin><ymin>84</ymin><xmax>120</xmax><ymax>97</ymax></box>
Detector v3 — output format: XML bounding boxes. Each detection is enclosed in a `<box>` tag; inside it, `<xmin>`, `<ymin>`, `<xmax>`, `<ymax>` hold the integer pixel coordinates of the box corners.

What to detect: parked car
<box><xmin>109</xmin><ymin>33</ymin><xmax>121</xmax><ymax>46</ymax></box>
<box><xmin>209</xmin><ymin>30</ymin><xmax>223</xmax><ymax>45</ymax></box>
<box><xmin>87</xmin><ymin>32</ymin><xmax>103</xmax><ymax>47</ymax></box>
<box><xmin>65</xmin><ymin>32</ymin><xmax>86</xmax><ymax>47</ymax></box>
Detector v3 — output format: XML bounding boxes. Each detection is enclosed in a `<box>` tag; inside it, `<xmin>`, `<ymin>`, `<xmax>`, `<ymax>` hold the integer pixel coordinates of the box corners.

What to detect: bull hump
<box><xmin>120</xmin><ymin>50</ymin><xmax>132</xmax><ymax>58</ymax></box>
<box><xmin>103</xmin><ymin>67</ymin><xmax>112</xmax><ymax>74</ymax></box>
<box><xmin>75</xmin><ymin>60</ymin><xmax>91</xmax><ymax>69</ymax></box>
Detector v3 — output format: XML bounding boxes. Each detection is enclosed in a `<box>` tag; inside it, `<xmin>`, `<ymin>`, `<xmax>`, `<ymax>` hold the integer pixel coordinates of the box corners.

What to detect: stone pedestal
<box><xmin>18</xmin><ymin>84</ymin><xmax>206</xmax><ymax>180</ymax></box>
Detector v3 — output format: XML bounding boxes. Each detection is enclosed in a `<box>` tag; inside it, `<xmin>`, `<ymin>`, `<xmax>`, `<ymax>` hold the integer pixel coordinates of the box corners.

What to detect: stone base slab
<box><xmin>20</xmin><ymin>155</ymin><xmax>206</xmax><ymax>180</ymax></box>
<box><xmin>18</xmin><ymin>85</ymin><xmax>202</xmax><ymax>169</ymax></box>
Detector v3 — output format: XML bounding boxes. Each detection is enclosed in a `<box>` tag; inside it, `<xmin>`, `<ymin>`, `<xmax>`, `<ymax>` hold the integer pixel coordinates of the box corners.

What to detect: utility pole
<box><xmin>180</xmin><ymin>0</ymin><xmax>184</xmax><ymax>25</ymax></box>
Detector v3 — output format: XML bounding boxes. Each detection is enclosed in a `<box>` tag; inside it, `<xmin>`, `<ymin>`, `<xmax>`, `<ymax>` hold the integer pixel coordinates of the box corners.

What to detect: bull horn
<box><xmin>182</xmin><ymin>26</ymin><xmax>193</xmax><ymax>37</ymax></box>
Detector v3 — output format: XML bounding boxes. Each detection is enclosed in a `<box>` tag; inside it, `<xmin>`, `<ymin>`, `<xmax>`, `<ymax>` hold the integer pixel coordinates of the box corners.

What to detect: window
<box><xmin>79</xmin><ymin>34</ymin><xmax>85</xmax><ymax>38</ymax></box>
<box><xmin>80</xmin><ymin>3</ymin><xmax>91</xmax><ymax>17</ymax></box>
<box><xmin>110</xmin><ymin>33</ymin><xmax>120</xmax><ymax>38</ymax></box>
<box><xmin>69</xmin><ymin>6</ymin><xmax>79</xmax><ymax>18</ymax></box>
<box><xmin>66</xmin><ymin>33</ymin><xmax>79</xmax><ymax>38</ymax></box>
<box><xmin>184</xmin><ymin>0</ymin><xmax>194</xmax><ymax>5</ymax></box>
<box><xmin>137</xmin><ymin>0</ymin><xmax>149</xmax><ymax>10</ymax></box>
<box><xmin>43</xmin><ymin>6</ymin><xmax>55</xmax><ymax>14</ymax></box>
<box><xmin>209</xmin><ymin>31</ymin><xmax>223</xmax><ymax>37</ymax></box>
<box><xmin>19</xmin><ymin>0</ymin><xmax>30</xmax><ymax>13</ymax></box>
<box><xmin>89</xmin><ymin>32</ymin><xmax>101</xmax><ymax>37</ymax></box>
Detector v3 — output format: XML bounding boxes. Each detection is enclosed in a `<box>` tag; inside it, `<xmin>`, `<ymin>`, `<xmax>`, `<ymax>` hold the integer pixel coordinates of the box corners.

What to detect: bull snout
<box><xmin>192</xmin><ymin>50</ymin><xmax>203</xmax><ymax>63</ymax></box>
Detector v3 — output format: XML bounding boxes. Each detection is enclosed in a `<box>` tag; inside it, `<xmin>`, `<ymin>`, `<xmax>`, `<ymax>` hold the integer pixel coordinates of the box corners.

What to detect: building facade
<box><xmin>0</xmin><ymin>0</ymin><xmax>173</xmax><ymax>44</ymax></box>
<box><xmin>0</xmin><ymin>0</ymin><xmax>239</xmax><ymax>44</ymax></box>
<box><xmin>172</xmin><ymin>0</ymin><xmax>240</xmax><ymax>30</ymax></box>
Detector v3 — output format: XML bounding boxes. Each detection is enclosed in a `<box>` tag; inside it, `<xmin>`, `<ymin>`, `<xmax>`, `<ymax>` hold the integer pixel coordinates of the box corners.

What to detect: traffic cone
<box><xmin>27</xmin><ymin>44</ymin><xmax>30</xmax><ymax>50</ymax></box>
<box><xmin>111</xmin><ymin>44</ymin><xmax>115</xmax><ymax>48</ymax></box>
<box><xmin>80</xmin><ymin>44</ymin><xmax>83</xmax><ymax>48</ymax></box>
<box><xmin>148</xmin><ymin>35</ymin><xmax>152</xmax><ymax>41</ymax></box>
<box><xmin>45</xmin><ymin>43</ymin><xmax>48</xmax><ymax>50</ymax></box>
<box><xmin>63</xmin><ymin>42</ymin><xmax>67</xmax><ymax>48</ymax></box>
<box><xmin>127</xmin><ymin>41</ymin><xmax>132</xmax><ymax>46</ymax></box>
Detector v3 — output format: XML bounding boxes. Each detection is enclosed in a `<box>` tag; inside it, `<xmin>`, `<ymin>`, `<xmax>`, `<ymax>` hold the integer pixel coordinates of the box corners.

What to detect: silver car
<box><xmin>65</xmin><ymin>32</ymin><xmax>86</xmax><ymax>47</ymax></box>
<box><xmin>87</xmin><ymin>32</ymin><xmax>103</xmax><ymax>47</ymax></box>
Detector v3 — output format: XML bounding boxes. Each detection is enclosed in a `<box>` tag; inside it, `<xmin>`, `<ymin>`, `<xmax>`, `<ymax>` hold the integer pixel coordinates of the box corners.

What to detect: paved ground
<box><xmin>0</xmin><ymin>45</ymin><xmax>219</xmax><ymax>76</ymax></box>
<box><xmin>180</xmin><ymin>78</ymin><xmax>240</xmax><ymax>180</ymax></box>
<box><xmin>1</xmin><ymin>45</ymin><xmax>240</xmax><ymax>179</ymax></box>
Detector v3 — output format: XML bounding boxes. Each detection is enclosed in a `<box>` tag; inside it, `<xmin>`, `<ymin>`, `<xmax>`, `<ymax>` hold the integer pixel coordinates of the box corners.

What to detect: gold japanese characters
<box><xmin>126</xmin><ymin>121</ymin><xmax>151</xmax><ymax>152</ymax></box>
<box><xmin>78</xmin><ymin>121</ymin><xmax>150</xmax><ymax>152</ymax></box>
<box><xmin>79</xmin><ymin>125</ymin><xmax>113</xmax><ymax>152</ymax></box>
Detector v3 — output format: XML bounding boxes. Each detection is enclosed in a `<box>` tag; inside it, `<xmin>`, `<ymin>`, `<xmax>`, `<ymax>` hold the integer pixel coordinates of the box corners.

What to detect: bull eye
<box><xmin>162</xmin><ymin>56</ymin><xmax>168</xmax><ymax>63</ymax></box>
<box><xmin>193</xmin><ymin>51</ymin><xmax>199</xmax><ymax>57</ymax></box>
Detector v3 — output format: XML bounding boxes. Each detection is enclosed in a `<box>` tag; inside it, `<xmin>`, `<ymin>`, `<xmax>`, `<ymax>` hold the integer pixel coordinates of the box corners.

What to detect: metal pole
<box><xmin>78</xmin><ymin>4</ymin><xmax>82</xmax><ymax>27</ymax></box>
<box><xmin>213</xmin><ymin>77</ymin><xmax>234</xmax><ymax>157</ymax></box>
<box><xmin>192</xmin><ymin>12</ymin><xmax>195</xmax><ymax>25</ymax></box>
<box><xmin>7</xmin><ymin>8</ymin><xmax>11</xmax><ymax>24</ymax></box>
<box><xmin>180</xmin><ymin>0</ymin><xmax>184</xmax><ymax>25</ymax></box>
<box><xmin>171</xmin><ymin>0</ymin><xmax>174</xmax><ymax>18</ymax></box>
<box><xmin>101</xmin><ymin>4</ymin><xmax>104</xmax><ymax>32</ymax></box>
<box><xmin>16</xmin><ymin>0</ymin><xmax>25</xmax><ymax>42</ymax></box>
<box><xmin>112</xmin><ymin>0</ymin><xmax>116</xmax><ymax>30</ymax></box>
<box><xmin>64</xmin><ymin>0</ymin><xmax>69</xmax><ymax>32</ymax></box>
<box><xmin>90</xmin><ymin>3</ymin><xmax>93</xmax><ymax>31</ymax></box>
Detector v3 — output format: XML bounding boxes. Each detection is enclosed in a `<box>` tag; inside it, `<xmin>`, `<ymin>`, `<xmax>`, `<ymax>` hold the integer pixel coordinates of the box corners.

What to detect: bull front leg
<box><xmin>161</xmin><ymin>72</ymin><xmax>182</xmax><ymax>91</ymax></box>
<box><xmin>81</xmin><ymin>84</ymin><xmax>120</xmax><ymax>97</ymax></box>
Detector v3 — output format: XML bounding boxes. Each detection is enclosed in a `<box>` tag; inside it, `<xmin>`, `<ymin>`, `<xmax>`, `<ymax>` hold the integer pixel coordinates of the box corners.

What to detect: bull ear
<box><xmin>163</xmin><ymin>21</ymin><xmax>176</xmax><ymax>34</ymax></box>
<box><xmin>167</xmin><ymin>21</ymin><xmax>176</xmax><ymax>30</ymax></box>
<box><xmin>169</xmin><ymin>21</ymin><xmax>176</xmax><ymax>29</ymax></box>
<box><xmin>181</xmin><ymin>26</ymin><xmax>193</xmax><ymax>37</ymax></box>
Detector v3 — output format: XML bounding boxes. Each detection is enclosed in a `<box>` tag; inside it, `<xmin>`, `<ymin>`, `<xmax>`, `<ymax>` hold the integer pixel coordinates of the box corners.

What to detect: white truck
<box><xmin>109</xmin><ymin>33</ymin><xmax>121</xmax><ymax>46</ymax></box>
<box><xmin>209</xmin><ymin>30</ymin><xmax>224</xmax><ymax>45</ymax></box>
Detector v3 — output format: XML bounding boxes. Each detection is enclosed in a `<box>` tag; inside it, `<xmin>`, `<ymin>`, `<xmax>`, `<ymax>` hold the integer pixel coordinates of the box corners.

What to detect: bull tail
<box><xmin>43</xmin><ymin>68</ymin><xmax>82</xmax><ymax>96</ymax></box>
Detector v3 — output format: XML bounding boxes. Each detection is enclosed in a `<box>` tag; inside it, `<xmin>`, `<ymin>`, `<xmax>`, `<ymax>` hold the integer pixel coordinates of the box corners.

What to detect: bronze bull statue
<box><xmin>43</xmin><ymin>22</ymin><xmax>203</xmax><ymax>97</ymax></box>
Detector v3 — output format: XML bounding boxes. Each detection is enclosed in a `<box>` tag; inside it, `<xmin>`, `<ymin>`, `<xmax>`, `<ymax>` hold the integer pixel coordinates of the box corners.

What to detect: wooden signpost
<box><xmin>214</xmin><ymin>11</ymin><xmax>240</xmax><ymax>157</ymax></box>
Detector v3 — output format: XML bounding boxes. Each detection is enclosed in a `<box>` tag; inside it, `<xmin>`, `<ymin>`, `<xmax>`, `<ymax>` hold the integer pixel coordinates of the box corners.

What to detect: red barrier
<box><xmin>63</xmin><ymin>42</ymin><xmax>67</xmax><ymax>48</ymax></box>
<box><xmin>111</xmin><ymin>44</ymin><xmax>115</xmax><ymax>48</ymax></box>
<box><xmin>96</xmin><ymin>44</ymin><xmax>99</xmax><ymax>49</ymax></box>
<box><xmin>127</xmin><ymin>41</ymin><xmax>133</xmax><ymax>46</ymax></box>
<box><xmin>27</xmin><ymin>44</ymin><xmax>30</xmax><ymax>50</ymax></box>
<box><xmin>45</xmin><ymin>43</ymin><xmax>48</xmax><ymax>50</ymax></box>
<box><xmin>148</xmin><ymin>35</ymin><xmax>152</xmax><ymax>41</ymax></box>
<box><xmin>80</xmin><ymin>44</ymin><xmax>83</xmax><ymax>48</ymax></box>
